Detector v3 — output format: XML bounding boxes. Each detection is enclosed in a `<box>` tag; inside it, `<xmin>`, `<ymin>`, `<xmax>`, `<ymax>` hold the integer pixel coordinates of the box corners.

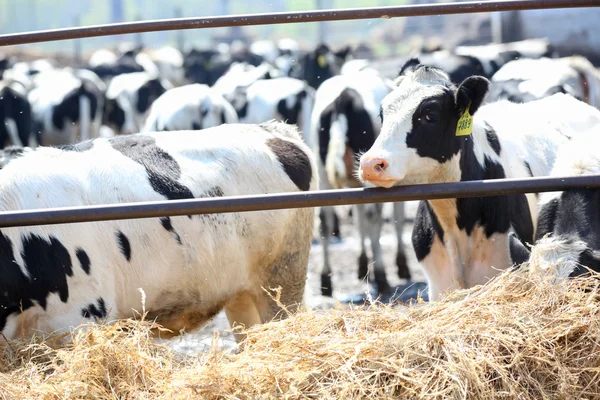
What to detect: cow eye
<box><xmin>421</xmin><ymin>109</ymin><xmax>437</xmax><ymax>123</ymax></box>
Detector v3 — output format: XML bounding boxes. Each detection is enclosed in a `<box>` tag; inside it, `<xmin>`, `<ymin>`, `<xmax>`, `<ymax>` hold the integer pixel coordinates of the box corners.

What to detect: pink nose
<box><xmin>360</xmin><ymin>157</ymin><xmax>388</xmax><ymax>181</ymax></box>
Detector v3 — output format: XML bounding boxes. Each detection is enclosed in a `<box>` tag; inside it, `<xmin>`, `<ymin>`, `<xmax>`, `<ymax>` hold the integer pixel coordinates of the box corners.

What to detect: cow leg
<box><xmin>358</xmin><ymin>203</ymin><xmax>391</xmax><ymax>295</ymax></box>
<box><xmin>354</xmin><ymin>204</ymin><xmax>370</xmax><ymax>281</ymax></box>
<box><xmin>332</xmin><ymin>210</ymin><xmax>341</xmax><ymax>239</ymax></box>
<box><xmin>393</xmin><ymin>202</ymin><xmax>411</xmax><ymax>280</ymax></box>
<box><xmin>319</xmin><ymin>206</ymin><xmax>335</xmax><ymax>296</ymax></box>
<box><xmin>225</xmin><ymin>290</ymin><xmax>262</xmax><ymax>344</ymax></box>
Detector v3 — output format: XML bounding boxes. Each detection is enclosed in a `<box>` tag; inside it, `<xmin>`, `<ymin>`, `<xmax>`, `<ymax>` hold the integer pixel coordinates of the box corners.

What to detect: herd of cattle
<box><xmin>1</xmin><ymin>36</ymin><xmax>600</xmax><ymax>343</ymax></box>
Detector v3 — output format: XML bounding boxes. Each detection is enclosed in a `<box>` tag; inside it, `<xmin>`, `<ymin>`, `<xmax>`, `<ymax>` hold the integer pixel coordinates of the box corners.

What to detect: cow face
<box><xmin>358</xmin><ymin>58</ymin><xmax>489</xmax><ymax>188</ymax></box>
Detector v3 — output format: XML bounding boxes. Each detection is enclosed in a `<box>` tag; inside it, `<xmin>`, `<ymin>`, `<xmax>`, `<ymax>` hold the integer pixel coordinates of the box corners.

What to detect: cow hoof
<box><xmin>358</xmin><ymin>253</ymin><xmax>369</xmax><ymax>281</ymax></box>
<box><xmin>396</xmin><ymin>252</ymin><xmax>411</xmax><ymax>280</ymax></box>
<box><xmin>373</xmin><ymin>269</ymin><xmax>392</xmax><ymax>298</ymax></box>
<box><xmin>321</xmin><ymin>274</ymin><xmax>333</xmax><ymax>297</ymax></box>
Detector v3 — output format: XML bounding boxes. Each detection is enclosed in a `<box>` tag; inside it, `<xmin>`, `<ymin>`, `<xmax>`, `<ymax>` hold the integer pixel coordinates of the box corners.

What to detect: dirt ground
<box><xmin>162</xmin><ymin>201</ymin><xmax>427</xmax><ymax>354</ymax></box>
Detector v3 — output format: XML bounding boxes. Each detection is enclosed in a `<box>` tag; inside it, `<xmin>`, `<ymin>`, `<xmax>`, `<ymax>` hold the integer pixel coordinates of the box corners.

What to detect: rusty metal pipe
<box><xmin>0</xmin><ymin>174</ymin><xmax>598</xmax><ymax>228</ymax></box>
<box><xmin>0</xmin><ymin>0</ymin><xmax>598</xmax><ymax>46</ymax></box>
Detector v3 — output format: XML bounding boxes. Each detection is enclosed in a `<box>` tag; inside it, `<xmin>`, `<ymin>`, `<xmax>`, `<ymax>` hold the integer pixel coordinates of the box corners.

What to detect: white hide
<box><xmin>142</xmin><ymin>84</ymin><xmax>239</xmax><ymax>132</ymax></box>
<box><xmin>88</xmin><ymin>49</ymin><xmax>118</xmax><ymax>68</ymax></box>
<box><xmin>147</xmin><ymin>46</ymin><xmax>185</xmax><ymax>86</ymax></box>
<box><xmin>0</xmin><ymin>122</ymin><xmax>317</xmax><ymax>341</ymax></box>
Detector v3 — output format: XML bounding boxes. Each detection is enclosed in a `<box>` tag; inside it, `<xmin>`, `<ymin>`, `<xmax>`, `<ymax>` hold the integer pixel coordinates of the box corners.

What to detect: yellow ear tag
<box><xmin>317</xmin><ymin>54</ymin><xmax>328</xmax><ymax>68</ymax></box>
<box><xmin>456</xmin><ymin>103</ymin><xmax>473</xmax><ymax>136</ymax></box>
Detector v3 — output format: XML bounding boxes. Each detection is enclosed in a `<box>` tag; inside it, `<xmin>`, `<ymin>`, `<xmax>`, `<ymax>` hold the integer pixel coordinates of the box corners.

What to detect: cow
<box><xmin>146</xmin><ymin>46</ymin><xmax>186</xmax><ymax>87</ymax></box>
<box><xmin>291</xmin><ymin>43</ymin><xmax>351</xmax><ymax>90</ymax></box>
<box><xmin>103</xmin><ymin>72</ymin><xmax>172</xmax><ymax>135</ymax></box>
<box><xmin>487</xmin><ymin>56</ymin><xmax>600</xmax><ymax>107</ymax></box>
<box><xmin>512</xmin><ymin>132</ymin><xmax>600</xmax><ymax>276</ymax></box>
<box><xmin>311</xmin><ymin>69</ymin><xmax>410</xmax><ymax>297</ymax></box>
<box><xmin>219</xmin><ymin>77</ymin><xmax>313</xmax><ymax>141</ymax></box>
<box><xmin>28</xmin><ymin>69</ymin><xmax>103</xmax><ymax>146</ymax></box>
<box><xmin>183</xmin><ymin>48</ymin><xmax>230</xmax><ymax>86</ymax></box>
<box><xmin>454</xmin><ymin>38</ymin><xmax>556</xmax><ymax>78</ymax></box>
<box><xmin>0</xmin><ymin>121</ymin><xmax>317</xmax><ymax>343</ymax></box>
<box><xmin>0</xmin><ymin>80</ymin><xmax>33</xmax><ymax>149</ymax></box>
<box><xmin>141</xmin><ymin>84</ymin><xmax>239</xmax><ymax>132</ymax></box>
<box><xmin>358</xmin><ymin>58</ymin><xmax>600</xmax><ymax>301</ymax></box>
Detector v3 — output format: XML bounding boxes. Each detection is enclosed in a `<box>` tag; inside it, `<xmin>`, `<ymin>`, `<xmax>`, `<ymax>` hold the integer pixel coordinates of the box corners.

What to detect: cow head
<box><xmin>295</xmin><ymin>44</ymin><xmax>346</xmax><ymax>90</ymax></box>
<box><xmin>325</xmin><ymin>88</ymin><xmax>377</xmax><ymax>189</ymax></box>
<box><xmin>358</xmin><ymin>58</ymin><xmax>489</xmax><ymax>188</ymax></box>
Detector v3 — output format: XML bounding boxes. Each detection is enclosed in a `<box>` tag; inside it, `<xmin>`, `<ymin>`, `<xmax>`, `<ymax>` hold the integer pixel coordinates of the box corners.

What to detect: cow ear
<box><xmin>398</xmin><ymin>57</ymin><xmax>420</xmax><ymax>77</ymax></box>
<box><xmin>456</xmin><ymin>76</ymin><xmax>489</xmax><ymax>116</ymax></box>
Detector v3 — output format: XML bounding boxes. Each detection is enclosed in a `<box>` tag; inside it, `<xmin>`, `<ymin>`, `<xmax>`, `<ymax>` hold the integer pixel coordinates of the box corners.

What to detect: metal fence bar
<box><xmin>0</xmin><ymin>174</ymin><xmax>598</xmax><ymax>228</ymax></box>
<box><xmin>0</xmin><ymin>0</ymin><xmax>598</xmax><ymax>47</ymax></box>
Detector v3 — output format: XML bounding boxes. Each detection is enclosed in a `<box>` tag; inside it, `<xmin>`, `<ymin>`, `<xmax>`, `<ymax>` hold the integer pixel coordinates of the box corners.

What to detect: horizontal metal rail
<box><xmin>0</xmin><ymin>0</ymin><xmax>598</xmax><ymax>47</ymax></box>
<box><xmin>0</xmin><ymin>174</ymin><xmax>597</xmax><ymax>228</ymax></box>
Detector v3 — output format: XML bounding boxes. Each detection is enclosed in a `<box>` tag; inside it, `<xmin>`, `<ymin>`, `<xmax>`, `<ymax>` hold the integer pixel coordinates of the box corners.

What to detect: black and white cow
<box><xmin>28</xmin><ymin>69</ymin><xmax>103</xmax><ymax>146</ymax></box>
<box><xmin>103</xmin><ymin>72</ymin><xmax>172</xmax><ymax>135</ymax></box>
<box><xmin>487</xmin><ymin>56</ymin><xmax>600</xmax><ymax>107</ymax></box>
<box><xmin>219</xmin><ymin>77</ymin><xmax>314</xmax><ymax>140</ymax></box>
<box><xmin>141</xmin><ymin>84</ymin><xmax>239</xmax><ymax>132</ymax></box>
<box><xmin>513</xmin><ymin>133</ymin><xmax>600</xmax><ymax>276</ymax></box>
<box><xmin>358</xmin><ymin>59</ymin><xmax>600</xmax><ymax>301</ymax></box>
<box><xmin>0</xmin><ymin>121</ymin><xmax>317</xmax><ymax>343</ymax></box>
<box><xmin>311</xmin><ymin>69</ymin><xmax>410</xmax><ymax>297</ymax></box>
<box><xmin>0</xmin><ymin>80</ymin><xmax>32</xmax><ymax>148</ymax></box>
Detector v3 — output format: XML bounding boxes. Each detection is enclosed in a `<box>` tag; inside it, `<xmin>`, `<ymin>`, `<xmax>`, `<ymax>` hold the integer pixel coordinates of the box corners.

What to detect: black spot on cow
<box><xmin>103</xmin><ymin>98</ymin><xmax>126</xmax><ymax>133</ymax></box>
<box><xmin>524</xmin><ymin>161</ymin><xmax>534</xmax><ymax>177</ymax></box>
<box><xmin>456</xmin><ymin>144</ymin><xmax>534</xmax><ymax>244</ymax></box>
<box><xmin>0</xmin><ymin>85</ymin><xmax>32</xmax><ymax>149</ymax></box>
<box><xmin>116</xmin><ymin>230</ymin><xmax>131</xmax><ymax>261</ymax></box>
<box><xmin>485</xmin><ymin>123</ymin><xmax>501</xmax><ymax>155</ymax></box>
<box><xmin>406</xmin><ymin>91</ymin><xmax>462</xmax><ymax>163</ymax></box>
<box><xmin>20</xmin><ymin>234</ymin><xmax>74</xmax><ymax>307</ymax></box>
<box><xmin>81</xmin><ymin>297</ymin><xmax>108</xmax><ymax>320</ymax></box>
<box><xmin>412</xmin><ymin>200</ymin><xmax>445</xmax><ymax>261</ymax></box>
<box><xmin>0</xmin><ymin>233</ymin><xmax>31</xmax><ymax>330</ymax></box>
<box><xmin>160</xmin><ymin>217</ymin><xmax>182</xmax><ymax>245</ymax></box>
<box><xmin>333</xmin><ymin>88</ymin><xmax>377</xmax><ymax>157</ymax></box>
<box><xmin>202</xmin><ymin>187</ymin><xmax>224</xmax><ymax>198</ymax></box>
<box><xmin>508</xmin><ymin>232</ymin><xmax>531</xmax><ymax>265</ymax></box>
<box><xmin>277</xmin><ymin>90</ymin><xmax>306</xmax><ymax>125</ymax></box>
<box><xmin>58</xmin><ymin>139</ymin><xmax>94</xmax><ymax>152</ymax></box>
<box><xmin>110</xmin><ymin>134</ymin><xmax>195</xmax><ymax>201</ymax></box>
<box><xmin>317</xmin><ymin>102</ymin><xmax>335</xmax><ymax>164</ymax></box>
<box><xmin>136</xmin><ymin>78</ymin><xmax>167</xmax><ymax>114</ymax></box>
<box><xmin>266</xmin><ymin>137</ymin><xmax>312</xmax><ymax>192</ymax></box>
<box><xmin>76</xmin><ymin>248</ymin><xmax>91</xmax><ymax>275</ymax></box>
<box><xmin>52</xmin><ymin>84</ymin><xmax>98</xmax><ymax>131</ymax></box>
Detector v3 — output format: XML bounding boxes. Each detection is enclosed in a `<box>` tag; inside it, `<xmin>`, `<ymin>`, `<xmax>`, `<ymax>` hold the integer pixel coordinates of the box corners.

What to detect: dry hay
<box><xmin>1</xmin><ymin>245</ymin><xmax>600</xmax><ymax>399</ymax></box>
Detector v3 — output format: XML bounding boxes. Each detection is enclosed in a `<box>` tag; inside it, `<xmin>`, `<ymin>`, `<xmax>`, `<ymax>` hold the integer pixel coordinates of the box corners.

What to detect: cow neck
<box><xmin>428</xmin><ymin>119</ymin><xmax>488</xmax><ymax>235</ymax></box>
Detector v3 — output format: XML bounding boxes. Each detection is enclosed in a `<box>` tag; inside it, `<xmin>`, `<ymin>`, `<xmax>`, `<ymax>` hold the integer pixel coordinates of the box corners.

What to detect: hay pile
<box><xmin>1</xmin><ymin>253</ymin><xmax>600</xmax><ymax>399</ymax></box>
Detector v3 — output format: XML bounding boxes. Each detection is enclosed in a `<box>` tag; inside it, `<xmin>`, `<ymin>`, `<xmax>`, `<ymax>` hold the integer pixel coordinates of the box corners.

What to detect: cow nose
<box><xmin>360</xmin><ymin>157</ymin><xmax>388</xmax><ymax>181</ymax></box>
